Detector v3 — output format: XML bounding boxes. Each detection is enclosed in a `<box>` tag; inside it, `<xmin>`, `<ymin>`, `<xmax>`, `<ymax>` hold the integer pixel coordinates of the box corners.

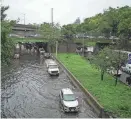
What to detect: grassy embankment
<box><xmin>58</xmin><ymin>53</ymin><xmax>131</xmax><ymax>118</ymax></box>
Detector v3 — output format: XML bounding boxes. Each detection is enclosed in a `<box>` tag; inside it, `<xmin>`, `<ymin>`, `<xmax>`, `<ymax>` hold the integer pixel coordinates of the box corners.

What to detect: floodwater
<box><xmin>1</xmin><ymin>50</ymin><xmax>97</xmax><ymax>118</ymax></box>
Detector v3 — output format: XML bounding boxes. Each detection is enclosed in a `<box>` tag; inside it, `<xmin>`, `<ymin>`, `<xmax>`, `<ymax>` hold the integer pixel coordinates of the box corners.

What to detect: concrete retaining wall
<box><xmin>53</xmin><ymin>55</ymin><xmax>112</xmax><ymax>118</ymax></box>
<box><xmin>58</xmin><ymin>43</ymin><xmax>77</xmax><ymax>53</ymax></box>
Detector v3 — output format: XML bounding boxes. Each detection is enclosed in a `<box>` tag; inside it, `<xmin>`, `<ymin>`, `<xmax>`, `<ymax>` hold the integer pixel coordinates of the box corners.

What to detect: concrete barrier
<box><xmin>53</xmin><ymin>55</ymin><xmax>113</xmax><ymax>118</ymax></box>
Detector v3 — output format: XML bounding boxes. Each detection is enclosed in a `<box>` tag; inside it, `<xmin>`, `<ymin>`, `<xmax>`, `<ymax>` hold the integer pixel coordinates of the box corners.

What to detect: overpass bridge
<box><xmin>11</xmin><ymin>24</ymin><xmax>37</xmax><ymax>37</ymax></box>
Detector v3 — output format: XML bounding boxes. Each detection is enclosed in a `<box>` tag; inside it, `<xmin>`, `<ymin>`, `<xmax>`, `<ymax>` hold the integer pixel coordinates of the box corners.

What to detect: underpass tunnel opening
<box><xmin>15</xmin><ymin>42</ymin><xmax>49</xmax><ymax>54</ymax></box>
<box><xmin>35</xmin><ymin>42</ymin><xmax>49</xmax><ymax>52</ymax></box>
<box><xmin>41</xmin><ymin>42</ymin><xmax>48</xmax><ymax>52</ymax></box>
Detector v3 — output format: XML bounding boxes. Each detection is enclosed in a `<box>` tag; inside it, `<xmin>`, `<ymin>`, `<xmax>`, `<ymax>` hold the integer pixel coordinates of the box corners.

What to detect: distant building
<box><xmin>74</xmin><ymin>17</ymin><xmax>81</xmax><ymax>24</ymax></box>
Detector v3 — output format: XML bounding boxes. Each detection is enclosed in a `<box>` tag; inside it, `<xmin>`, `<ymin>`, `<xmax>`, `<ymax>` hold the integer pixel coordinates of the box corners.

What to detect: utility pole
<box><xmin>51</xmin><ymin>8</ymin><xmax>58</xmax><ymax>57</ymax></box>
<box><xmin>51</xmin><ymin>8</ymin><xmax>54</xmax><ymax>54</ymax></box>
<box><xmin>51</xmin><ymin>8</ymin><xmax>53</xmax><ymax>27</ymax></box>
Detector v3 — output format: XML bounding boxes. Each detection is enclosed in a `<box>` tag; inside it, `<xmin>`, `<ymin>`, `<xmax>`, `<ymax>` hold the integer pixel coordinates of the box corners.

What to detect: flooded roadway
<box><xmin>1</xmin><ymin>51</ymin><xmax>97</xmax><ymax>118</ymax></box>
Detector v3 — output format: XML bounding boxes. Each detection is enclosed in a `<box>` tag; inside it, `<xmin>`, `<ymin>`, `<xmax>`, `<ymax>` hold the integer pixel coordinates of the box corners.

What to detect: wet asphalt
<box><xmin>1</xmin><ymin>50</ymin><xmax>97</xmax><ymax>118</ymax></box>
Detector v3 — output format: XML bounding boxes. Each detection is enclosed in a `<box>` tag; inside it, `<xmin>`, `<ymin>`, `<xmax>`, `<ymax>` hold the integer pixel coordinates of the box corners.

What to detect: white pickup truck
<box><xmin>46</xmin><ymin>59</ymin><xmax>59</xmax><ymax>76</ymax></box>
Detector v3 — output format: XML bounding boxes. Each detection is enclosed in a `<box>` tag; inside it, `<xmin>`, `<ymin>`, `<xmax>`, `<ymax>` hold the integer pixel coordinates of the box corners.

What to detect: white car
<box><xmin>111</xmin><ymin>69</ymin><xmax>122</xmax><ymax>76</ymax></box>
<box><xmin>98</xmin><ymin>36</ymin><xmax>105</xmax><ymax>39</ymax></box>
<box><xmin>59</xmin><ymin>88</ymin><xmax>79</xmax><ymax>112</ymax></box>
<box><xmin>39</xmin><ymin>48</ymin><xmax>45</xmax><ymax>54</ymax></box>
<box><xmin>107</xmin><ymin>67</ymin><xmax>122</xmax><ymax>76</ymax></box>
<box><xmin>14</xmin><ymin>54</ymin><xmax>20</xmax><ymax>59</ymax></box>
<box><xmin>44</xmin><ymin>53</ymin><xmax>51</xmax><ymax>58</ymax></box>
<box><xmin>121</xmin><ymin>64</ymin><xmax>131</xmax><ymax>74</ymax></box>
<box><xmin>48</xmin><ymin>64</ymin><xmax>59</xmax><ymax>76</ymax></box>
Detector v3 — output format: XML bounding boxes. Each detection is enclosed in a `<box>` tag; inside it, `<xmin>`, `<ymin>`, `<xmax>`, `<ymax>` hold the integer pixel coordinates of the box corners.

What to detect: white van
<box><xmin>46</xmin><ymin>60</ymin><xmax>59</xmax><ymax>76</ymax></box>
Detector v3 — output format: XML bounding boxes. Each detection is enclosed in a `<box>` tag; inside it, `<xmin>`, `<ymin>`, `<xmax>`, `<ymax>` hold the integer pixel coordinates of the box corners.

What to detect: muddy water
<box><xmin>1</xmin><ymin>51</ymin><xmax>97</xmax><ymax>118</ymax></box>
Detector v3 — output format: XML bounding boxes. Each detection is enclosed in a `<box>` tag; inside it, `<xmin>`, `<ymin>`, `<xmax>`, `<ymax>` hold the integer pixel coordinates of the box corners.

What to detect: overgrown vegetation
<box><xmin>1</xmin><ymin>6</ymin><xmax>15</xmax><ymax>65</ymax></box>
<box><xmin>58</xmin><ymin>53</ymin><xmax>131</xmax><ymax>117</ymax></box>
<box><xmin>39</xmin><ymin>22</ymin><xmax>61</xmax><ymax>52</ymax></box>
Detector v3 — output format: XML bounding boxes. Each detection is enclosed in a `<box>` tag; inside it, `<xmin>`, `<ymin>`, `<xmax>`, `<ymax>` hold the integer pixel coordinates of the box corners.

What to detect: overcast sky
<box><xmin>2</xmin><ymin>0</ymin><xmax>131</xmax><ymax>25</ymax></box>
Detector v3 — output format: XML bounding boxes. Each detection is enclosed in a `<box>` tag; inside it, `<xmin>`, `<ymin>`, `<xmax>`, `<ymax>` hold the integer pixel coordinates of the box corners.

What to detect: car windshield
<box><xmin>49</xmin><ymin>65</ymin><xmax>58</xmax><ymax>69</ymax></box>
<box><xmin>63</xmin><ymin>94</ymin><xmax>76</xmax><ymax>101</ymax></box>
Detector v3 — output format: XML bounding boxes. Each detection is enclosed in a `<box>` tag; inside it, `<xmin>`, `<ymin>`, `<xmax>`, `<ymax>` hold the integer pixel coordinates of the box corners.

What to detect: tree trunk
<box><xmin>115</xmin><ymin>77</ymin><xmax>118</xmax><ymax>86</ymax></box>
<box><xmin>50</xmin><ymin>45</ymin><xmax>53</xmax><ymax>53</ymax></box>
<box><xmin>101</xmin><ymin>70</ymin><xmax>104</xmax><ymax>81</ymax></box>
<box><xmin>115</xmin><ymin>69</ymin><xmax>119</xmax><ymax>86</ymax></box>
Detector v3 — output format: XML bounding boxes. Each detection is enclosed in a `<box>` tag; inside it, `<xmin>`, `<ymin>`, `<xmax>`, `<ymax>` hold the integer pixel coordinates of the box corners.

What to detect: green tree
<box><xmin>1</xmin><ymin>6</ymin><xmax>14</xmax><ymax>65</ymax></box>
<box><xmin>117</xmin><ymin>7</ymin><xmax>131</xmax><ymax>50</ymax></box>
<box><xmin>92</xmin><ymin>47</ymin><xmax>127</xmax><ymax>85</ymax></box>
<box><xmin>75</xmin><ymin>6</ymin><xmax>131</xmax><ymax>41</ymax></box>
<box><xmin>39</xmin><ymin>22</ymin><xmax>61</xmax><ymax>52</ymax></box>
<box><xmin>98</xmin><ymin>20</ymin><xmax>112</xmax><ymax>38</ymax></box>
<box><xmin>61</xmin><ymin>24</ymin><xmax>76</xmax><ymax>39</ymax></box>
<box><xmin>1</xmin><ymin>6</ymin><xmax>9</xmax><ymax>21</ymax></box>
<box><xmin>92</xmin><ymin>47</ymin><xmax>111</xmax><ymax>81</ymax></box>
<box><xmin>108</xmin><ymin>50</ymin><xmax>127</xmax><ymax>86</ymax></box>
<box><xmin>10</xmin><ymin>20</ymin><xmax>18</xmax><ymax>25</ymax></box>
<box><xmin>61</xmin><ymin>24</ymin><xmax>76</xmax><ymax>52</ymax></box>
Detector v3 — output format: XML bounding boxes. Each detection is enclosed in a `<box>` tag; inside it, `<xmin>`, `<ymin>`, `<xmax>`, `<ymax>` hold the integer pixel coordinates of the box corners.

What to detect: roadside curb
<box><xmin>53</xmin><ymin>55</ymin><xmax>113</xmax><ymax>118</ymax></box>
